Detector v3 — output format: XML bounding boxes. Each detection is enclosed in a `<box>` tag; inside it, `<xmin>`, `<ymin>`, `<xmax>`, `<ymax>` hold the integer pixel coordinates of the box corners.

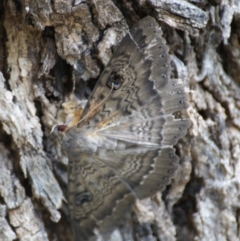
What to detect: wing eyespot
<box><xmin>76</xmin><ymin>191</ymin><xmax>93</xmax><ymax>206</ymax></box>
<box><xmin>100</xmin><ymin>94</ymin><xmax>105</xmax><ymax>100</ymax></box>
<box><xmin>107</xmin><ymin>72</ymin><xmax>124</xmax><ymax>90</ymax></box>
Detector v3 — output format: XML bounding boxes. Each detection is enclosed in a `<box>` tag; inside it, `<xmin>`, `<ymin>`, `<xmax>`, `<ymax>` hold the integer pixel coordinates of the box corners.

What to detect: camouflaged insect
<box><xmin>55</xmin><ymin>16</ymin><xmax>190</xmax><ymax>241</ymax></box>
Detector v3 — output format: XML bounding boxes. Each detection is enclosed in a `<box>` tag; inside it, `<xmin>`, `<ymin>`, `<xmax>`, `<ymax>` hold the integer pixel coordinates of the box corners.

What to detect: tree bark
<box><xmin>0</xmin><ymin>0</ymin><xmax>240</xmax><ymax>241</ymax></box>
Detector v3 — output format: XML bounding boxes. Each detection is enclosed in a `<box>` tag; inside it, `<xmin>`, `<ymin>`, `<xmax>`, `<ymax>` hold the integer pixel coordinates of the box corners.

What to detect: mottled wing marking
<box><xmin>63</xmin><ymin>16</ymin><xmax>190</xmax><ymax>241</ymax></box>
<box><xmin>78</xmin><ymin>16</ymin><xmax>171</xmax><ymax>128</ymax></box>
<box><xmin>68</xmin><ymin>153</ymin><xmax>135</xmax><ymax>240</ymax></box>
<box><xmin>96</xmin><ymin>147</ymin><xmax>179</xmax><ymax>199</ymax></box>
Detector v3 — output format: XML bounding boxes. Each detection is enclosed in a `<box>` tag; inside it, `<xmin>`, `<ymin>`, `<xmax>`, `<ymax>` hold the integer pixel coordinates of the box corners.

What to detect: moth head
<box><xmin>51</xmin><ymin>93</ymin><xmax>87</xmax><ymax>140</ymax></box>
<box><xmin>107</xmin><ymin>72</ymin><xmax>124</xmax><ymax>90</ymax></box>
<box><xmin>55</xmin><ymin>124</ymin><xmax>67</xmax><ymax>132</ymax></box>
<box><xmin>50</xmin><ymin>124</ymin><xmax>67</xmax><ymax>142</ymax></box>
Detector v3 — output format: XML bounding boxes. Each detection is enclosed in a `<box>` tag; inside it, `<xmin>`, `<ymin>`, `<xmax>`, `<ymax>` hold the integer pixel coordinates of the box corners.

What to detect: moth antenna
<box><xmin>77</xmin><ymin>85</ymin><xmax>114</xmax><ymax>126</ymax></box>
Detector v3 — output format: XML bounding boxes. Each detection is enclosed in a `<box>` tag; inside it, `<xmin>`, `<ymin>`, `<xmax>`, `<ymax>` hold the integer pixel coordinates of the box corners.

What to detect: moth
<box><xmin>55</xmin><ymin>16</ymin><xmax>190</xmax><ymax>241</ymax></box>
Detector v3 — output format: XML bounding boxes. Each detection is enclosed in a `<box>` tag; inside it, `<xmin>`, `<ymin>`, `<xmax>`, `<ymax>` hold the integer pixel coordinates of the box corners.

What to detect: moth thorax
<box><xmin>62</xmin><ymin>127</ymin><xmax>99</xmax><ymax>157</ymax></box>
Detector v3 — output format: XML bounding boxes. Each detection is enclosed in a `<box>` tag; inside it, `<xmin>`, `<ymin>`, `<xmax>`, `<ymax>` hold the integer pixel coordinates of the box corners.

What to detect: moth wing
<box><xmin>68</xmin><ymin>153</ymin><xmax>136</xmax><ymax>241</ymax></box>
<box><xmin>68</xmin><ymin>148</ymin><xmax>179</xmax><ymax>241</ymax></box>
<box><xmin>78</xmin><ymin>16</ymin><xmax>176</xmax><ymax>128</ymax></box>
<box><xmin>96</xmin><ymin>147</ymin><xmax>180</xmax><ymax>199</ymax></box>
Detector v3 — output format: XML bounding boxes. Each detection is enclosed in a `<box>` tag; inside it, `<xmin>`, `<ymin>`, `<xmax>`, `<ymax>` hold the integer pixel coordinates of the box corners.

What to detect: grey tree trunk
<box><xmin>0</xmin><ymin>0</ymin><xmax>240</xmax><ymax>241</ymax></box>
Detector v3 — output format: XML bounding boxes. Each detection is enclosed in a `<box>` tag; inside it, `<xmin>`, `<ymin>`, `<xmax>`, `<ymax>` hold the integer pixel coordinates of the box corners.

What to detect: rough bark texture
<box><xmin>0</xmin><ymin>0</ymin><xmax>240</xmax><ymax>241</ymax></box>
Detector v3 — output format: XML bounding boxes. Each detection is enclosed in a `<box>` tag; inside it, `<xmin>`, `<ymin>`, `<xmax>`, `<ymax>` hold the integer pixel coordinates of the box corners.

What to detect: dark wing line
<box><xmin>95</xmin><ymin>147</ymin><xmax>180</xmax><ymax>199</ymax></box>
